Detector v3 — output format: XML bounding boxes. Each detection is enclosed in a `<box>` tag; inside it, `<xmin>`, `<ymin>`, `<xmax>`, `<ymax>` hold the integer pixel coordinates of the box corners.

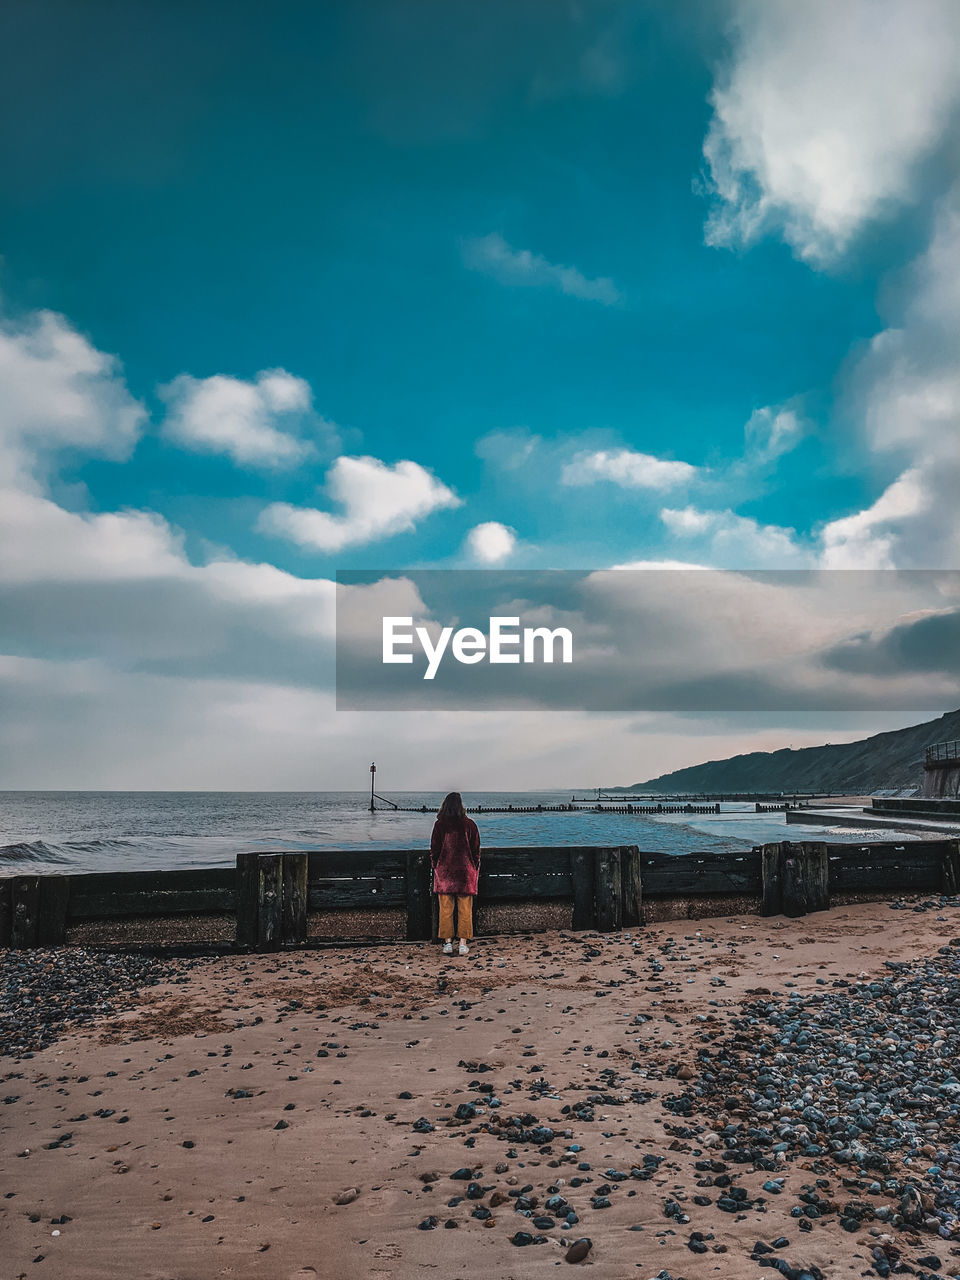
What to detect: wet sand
<box><xmin>3</xmin><ymin>899</ymin><xmax>960</xmax><ymax>1280</ymax></box>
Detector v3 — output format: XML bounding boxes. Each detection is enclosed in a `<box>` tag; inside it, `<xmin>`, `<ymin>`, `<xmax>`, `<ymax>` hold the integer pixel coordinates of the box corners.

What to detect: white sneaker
<box><xmin>441</xmin><ymin>941</ymin><xmax>454</xmax><ymax>955</ymax></box>
<box><xmin>458</xmin><ymin>940</ymin><xmax>469</xmax><ymax>956</ymax></box>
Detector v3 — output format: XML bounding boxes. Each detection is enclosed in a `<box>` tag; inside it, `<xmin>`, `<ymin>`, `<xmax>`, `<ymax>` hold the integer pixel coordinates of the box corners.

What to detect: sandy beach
<box><xmin>3</xmin><ymin>899</ymin><xmax>960</xmax><ymax>1280</ymax></box>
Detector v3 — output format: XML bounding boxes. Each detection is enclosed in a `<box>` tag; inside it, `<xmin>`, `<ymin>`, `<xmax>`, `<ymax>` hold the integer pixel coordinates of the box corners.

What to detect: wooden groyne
<box><xmin>1</xmin><ymin>839</ymin><xmax>958</xmax><ymax>952</ymax></box>
<box><xmin>753</xmin><ymin>802</ymin><xmax>817</xmax><ymax>813</ymax></box>
<box><xmin>390</xmin><ymin>802</ymin><xmax>723</xmax><ymax>814</ymax></box>
<box><xmin>587</xmin><ymin>792</ymin><xmax>850</xmax><ymax>803</ymax></box>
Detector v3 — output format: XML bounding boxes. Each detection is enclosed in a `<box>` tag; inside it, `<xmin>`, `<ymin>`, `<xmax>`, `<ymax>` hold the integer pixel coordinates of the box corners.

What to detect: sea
<box><xmin>0</xmin><ymin>791</ymin><xmax>925</xmax><ymax>875</ymax></box>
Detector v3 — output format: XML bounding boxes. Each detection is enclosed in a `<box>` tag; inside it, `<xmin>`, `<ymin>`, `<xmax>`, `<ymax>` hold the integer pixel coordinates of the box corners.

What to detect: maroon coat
<box><xmin>430</xmin><ymin>817</ymin><xmax>481</xmax><ymax>896</ymax></box>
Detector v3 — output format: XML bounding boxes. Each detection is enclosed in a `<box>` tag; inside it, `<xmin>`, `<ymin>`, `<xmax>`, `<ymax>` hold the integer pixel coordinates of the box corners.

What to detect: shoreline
<box><xmin>4</xmin><ymin>897</ymin><xmax>960</xmax><ymax>1278</ymax></box>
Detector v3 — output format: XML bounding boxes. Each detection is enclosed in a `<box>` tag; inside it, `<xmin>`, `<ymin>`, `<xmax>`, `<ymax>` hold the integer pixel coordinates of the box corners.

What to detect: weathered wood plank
<box><xmin>65</xmin><ymin>867</ymin><xmax>235</xmax><ymax>900</ymax></box>
<box><xmin>620</xmin><ymin>846</ymin><xmax>643</xmax><ymax>927</ymax></box>
<box><xmin>825</xmin><ymin>845</ymin><xmax>941</xmax><ymax>867</ymax></box>
<box><xmin>643</xmin><ymin>868</ymin><xmax>760</xmax><ymax>896</ymax></box>
<box><xmin>37</xmin><ymin>876</ymin><xmax>72</xmax><ymax>946</ymax></box>
<box><xmin>481</xmin><ymin>851</ymin><xmax>577</xmax><ymax>875</ymax></box>
<box><xmin>830</xmin><ymin>865</ymin><xmax>941</xmax><ymax>892</ymax></box>
<box><xmin>236</xmin><ymin>853</ymin><xmax>259</xmax><ymax>946</ymax></box>
<box><xmin>827</xmin><ymin>859</ymin><xmax>941</xmax><ymax>879</ymax></box>
<box><xmin>11</xmin><ymin>876</ymin><xmax>41</xmax><ymax>948</ymax></box>
<box><xmin>308</xmin><ymin>846</ymin><xmax>602</xmax><ymax>875</ymax></box>
<box><xmin>478</xmin><ymin>877</ymin><xmax>571</xmax><ymax>901</ymax></box>
<box><xmin>594</xmin><ymin>848</ymin><xmax>621</xmax><ymax>932</ymax></box>
<box><xmin>760</xmin><ymin>843</ymin><xmax>782</xmax><ymax>916</ymax></box>
<box><xmin>307</xmin><ymin>851</ymin><xmax>407</xmax><ymax>879</ymax></box>
<box><xmin>0</xmin><ymin>878</ymin><xmax>12</xmax><ymax>946</ymax></box>
<box><xmin>308</xmin><ymin>881</ymin><xmax>406</xmax><ymax>910</ymax></box>
<box><xmin>570</xmin><ymin>849</ymin><xmax>595</xmax><ymax>930</ymax></box>
<box><xmin>70</xmin><ymin>889</ymin><xmax>237</xmax><ymax>919</ymax></box>
<box><xmin>782</xmin><ymin>842</ymin><xmax>828</xmax><ymax>917</ymax></box>
<box><xmin>807</xmin><ymin>842</ymin><xmax>829</xmax><ymax>912</ymax></box>
<box><xmin>406</xmin><ymin>852</ymin><xmax>432</xmax><ymax>941</ymax></box>
<box><xmin>641</xmin><ymin>849</ymin><xmax>762</xmax><ymax>870</ymax></box>
<box><xmin>826</xmin><ymin>844</ymin><xmax>944</xmax><ymax>891</ymax></box>
<box><xmin>943</xmin><ymin>840</ymin><xmax>960</xmax><ymax>895</ymax></box>
<box><xmin>257</xmin><ymin>854</ymin><xmax>282</xmax><ymax>952</ymax></box>
<box><xmin>281</xmin><ymin>853</ymin><xmax>308</xmax><ymax>945</ymax></box>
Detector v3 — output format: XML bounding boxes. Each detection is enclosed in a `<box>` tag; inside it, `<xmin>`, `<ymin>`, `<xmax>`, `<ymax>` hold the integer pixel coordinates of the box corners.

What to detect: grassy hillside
<box><xmin>614</xmin><ymin>709</ymin><xmax>960</xmax><ymax>795</ymax></box>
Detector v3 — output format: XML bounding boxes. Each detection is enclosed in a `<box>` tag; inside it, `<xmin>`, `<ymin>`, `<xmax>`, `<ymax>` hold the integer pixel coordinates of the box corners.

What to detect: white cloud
<box><xmin>610</xmin><ymin>559</ymin><xmax>710</xmax><ymax>571</ymax></box>
<box><xmin>742</xmin><ymin>405</ymin><xmax>804</xmax><ymax>465</ymax></box>
<box><xmin>660</xmin><ymin>504</ymin><xmax>811</xmax><ymax>569</ymax></box>
<box><xmin>562</xmin><ymin>447</ymin><xmax>698</xmax><ymax>490</ymax></box>
<box><xmin>160</xmin><ymin>368</ymin><xmax>329</xmax><ymax>468</ymax></box>
<box><xmin>0</xmin><ymin>653</ymin><xmax>827</xmax><ymax>791</ymax></box>
<box><xmin>465</xmin><ymin>521</ymin><xmax>517</xmax><ymax>564</ymax></box>
<box><xmin>462</xmin><ymin>233</ymin><xmax>621</xmax><ymax>304</ymax></box>
<box><xmin>0</xmin><ymin>489</ymin><xmax>185</xmax><ymax>585</ymax></box>
<box><xmin>258</xmin><ymin>455</ymin><xmax>462</xmax><ymax>552</ymax></box>
<box><xmin>659</xmin><ymin>506</ymin><xmax>713</xmax><ymax>537</ymax></box>
<box><xmin>0</xmin><ymin>299</ymin><xmax>338</xmax><ymax>688</ymax></box>
<box><xmin>474</xmin><ymin>427</ymin><xmax>540</xmax><ymax>471</ymax></box>
<box><xmin>818</xmin><ymin>188</ymin><xmax>960</xmax><ymax>568</ymax></box>
<box><xmin>0</xmin><ymin>308</ymin><xmax>145</xmax><ymax>485</ymax></box>
<box><xmin>820</xmin><ymin>469</ymin><xmax>930</xmax><ymax>569</ymax></box>
<box><xmin>703</xmin><ymin>0</ymin><xmax>960</xmax><ymax>262</ymax></box>
<box><xmin>0</xmin><ymin>486</ymin><xmax>337</xmax><ymax>651</ymax></box>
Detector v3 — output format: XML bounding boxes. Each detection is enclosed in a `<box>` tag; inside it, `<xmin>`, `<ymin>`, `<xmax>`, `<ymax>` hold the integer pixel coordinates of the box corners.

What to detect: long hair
<box><xmin>437</xmin><ymin>791</ymin><xmax>467</xmax><ymax>828</ymax></box>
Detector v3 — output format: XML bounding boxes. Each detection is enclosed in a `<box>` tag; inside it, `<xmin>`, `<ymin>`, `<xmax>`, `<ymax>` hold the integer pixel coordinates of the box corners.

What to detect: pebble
<box><xmin>0</xmin><ymin>948</ymin><xmax>181</xmax><ymax>1057</ymax></box>
<box><xmin>671</xmin><ymin>922</ymin><xmax>960</xmax><ymax>1240</ymax></box>
<box><xmin>565</xmin><ymin>1237</ymin><xmax>593</xmax><ymax>1263</ymax></box>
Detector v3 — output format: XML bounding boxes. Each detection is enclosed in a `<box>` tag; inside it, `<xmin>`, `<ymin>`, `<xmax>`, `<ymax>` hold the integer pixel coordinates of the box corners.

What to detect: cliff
<box><xmin>615</xmin><ymin>709</ymin><xmax>960</xmax><ymax>795</ymax></box>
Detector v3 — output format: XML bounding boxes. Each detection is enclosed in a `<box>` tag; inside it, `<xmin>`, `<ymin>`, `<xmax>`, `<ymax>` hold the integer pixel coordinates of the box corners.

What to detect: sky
<box><xmin>1</xmin><ymin>0</ymin><xmax>959</xmax><ymax>789</ymax></box>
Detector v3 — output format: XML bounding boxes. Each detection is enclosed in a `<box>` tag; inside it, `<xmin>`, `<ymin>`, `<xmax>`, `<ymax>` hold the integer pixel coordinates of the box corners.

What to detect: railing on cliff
<box><xmin>926</xmin><ymin>740</ymin><xmax>960</xmax><ymax>765</ymax></box>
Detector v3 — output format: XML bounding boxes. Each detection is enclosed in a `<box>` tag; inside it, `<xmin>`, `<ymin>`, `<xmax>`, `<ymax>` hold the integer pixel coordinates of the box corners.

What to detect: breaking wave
<box><xmin>0</xmin><ymin>839</ymin><xmax>75</xmax><ymax>866</ymax></box>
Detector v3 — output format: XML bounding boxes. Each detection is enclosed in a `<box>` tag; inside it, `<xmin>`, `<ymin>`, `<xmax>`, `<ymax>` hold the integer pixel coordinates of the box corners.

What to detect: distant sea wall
<box><xmin>924</xmin><ymin>762</ymin><xmax>960</xmax><ymax>800</ymax></box>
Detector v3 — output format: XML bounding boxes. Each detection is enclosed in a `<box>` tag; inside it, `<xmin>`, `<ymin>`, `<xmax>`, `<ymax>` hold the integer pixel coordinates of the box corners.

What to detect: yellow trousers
<box><xmin>437</xmin><ymin>893</ymin><xmax>473</xmax><ymax>941</ymax></box>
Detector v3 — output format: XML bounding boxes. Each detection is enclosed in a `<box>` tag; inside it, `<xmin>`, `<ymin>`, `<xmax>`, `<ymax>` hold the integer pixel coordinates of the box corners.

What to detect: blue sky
<box><xmin>1</xmin><ymin>0</ymin><xmax>958</xmax><ymax>787</ymax></box>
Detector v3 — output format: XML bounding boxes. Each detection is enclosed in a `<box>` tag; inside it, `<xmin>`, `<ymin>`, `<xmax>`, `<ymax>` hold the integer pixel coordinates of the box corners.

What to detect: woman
<box><xmin>430</xmin><ymin>792</ymin><xmax>481</xmax><ymax>956</ymax></box>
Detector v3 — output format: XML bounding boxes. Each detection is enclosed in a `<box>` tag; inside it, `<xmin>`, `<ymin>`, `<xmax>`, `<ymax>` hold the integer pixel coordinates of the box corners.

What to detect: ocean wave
<box><xmin>62</xmin><ymin>837</ymin><xmax>137</xmax><ymax>852</ymax></box>
<box><xmin>0</xmin><ymin>839</ymin><xmax>75</xmax><ymax>865</ymax></box>
<box><xmin>825</xmin><ymin>826</ymin><xmax>920</xmax><ymax>840</ymax></box>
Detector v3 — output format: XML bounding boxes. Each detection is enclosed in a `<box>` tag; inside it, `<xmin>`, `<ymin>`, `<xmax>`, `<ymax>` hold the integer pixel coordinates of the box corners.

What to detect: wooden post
<box><xmin>257</xmin><ymin>854</ymin><xmax>283</xmax><ymax>951</ymax></box>
<box><xmin>0</xmin><ymin>878</ymin><xmax>12</xmax><ymax>947</ymax></box>
<box><xmin>594</xmin><ymin>847</ymin><xmax>622</xmax><ymax>932</ymax></box>
<box><xmin>570</xmin><ymin>848</ymin><xmax>596</xmax><ymax>930</ymax></box>
<box><xmin>802</xmin><ymin>841</ymin><xmax>829</xmax><ymax>913</ymax></box>
<box><xmin>37</xmin><ymin>876</ymin><xmax>71</xmax><ymax>946</ymax></box>
<box><xmin>10</xmin><ymin>876</ymin><xmax>41</xmax><ymax>949</ymax></box>
<box><xmin>405</xmin><ymin>852</ymin><xmax>432</xmax><ymax>941</ymax></box>
<box><xmin>620</xmin><ymin>846</ymin><xmax>643</xmax><ymax>928</ymax></box>
<box><xmin>281</xmin><ymin>853</ymin><xmax>308</xmax><ymax>945</ymax></box>
<box><xmin>942</xmin><ymin>840</ymin><xmax>960</xmax><ymax>895</ymax></box>
<box><xmin>236</xmin><ymin>853</ymin><xmax>260</xmax><ymax>947</ymax></box>
<box><xmin>760</xmin><ymin>843</ymin><xmax>783</xmax><ymax>916</ymax></box>
<box><xmin>780</xmin><ymin>841</ymin><xmax>829</xmax><ymax>917</ymax></box>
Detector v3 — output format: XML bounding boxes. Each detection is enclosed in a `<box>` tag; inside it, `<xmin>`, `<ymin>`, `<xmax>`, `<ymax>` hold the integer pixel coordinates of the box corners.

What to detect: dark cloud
<box><xmin>821</xmin><ymin>606</ymin><xmax>960</xmax><ymax>677</ymax></box>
